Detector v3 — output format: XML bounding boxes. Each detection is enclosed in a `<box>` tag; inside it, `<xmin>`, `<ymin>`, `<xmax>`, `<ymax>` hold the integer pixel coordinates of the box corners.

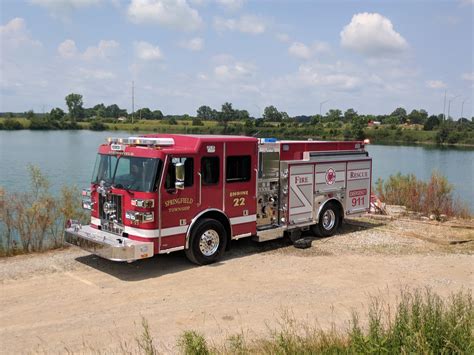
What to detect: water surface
<box><xmin>1</xmin><ymin>130</ymin><xmax>472</xmax><ymax>210</ymax></box>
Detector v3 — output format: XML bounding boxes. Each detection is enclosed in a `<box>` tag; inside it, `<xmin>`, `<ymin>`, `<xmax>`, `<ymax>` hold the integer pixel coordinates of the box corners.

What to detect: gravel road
<box><xmin>1</xmin><ymin>218</ymin><xmax>473</xmax><ymax>353</ymax></box>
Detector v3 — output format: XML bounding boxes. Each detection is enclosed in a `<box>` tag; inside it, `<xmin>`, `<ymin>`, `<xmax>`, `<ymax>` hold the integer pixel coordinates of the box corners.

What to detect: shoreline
<box><xmin>1</xmin><ymin>127</ymin><xmax>474</xmax><ymax>149</ymax></box>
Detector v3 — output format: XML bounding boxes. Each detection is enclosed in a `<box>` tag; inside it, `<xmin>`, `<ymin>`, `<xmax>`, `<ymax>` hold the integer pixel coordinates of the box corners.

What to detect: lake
<box><xmin>0</xmin><ymin>130</ymin><xmax>473</xmax><ymax>210</ymax></box>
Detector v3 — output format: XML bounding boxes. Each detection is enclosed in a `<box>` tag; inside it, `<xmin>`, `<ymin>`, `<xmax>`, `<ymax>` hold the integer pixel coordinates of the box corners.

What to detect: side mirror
<box><xmin>175</xmin><ymin>162</ymin><xmax>185</xmax><ymax>190</ymax></box>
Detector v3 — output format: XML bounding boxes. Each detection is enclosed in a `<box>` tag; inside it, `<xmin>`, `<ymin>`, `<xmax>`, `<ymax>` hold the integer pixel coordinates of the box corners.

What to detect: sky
<box><xmin>1</xmin><ymin>0</ymin><xmax>473</xmax><ymax>118</ymax></box>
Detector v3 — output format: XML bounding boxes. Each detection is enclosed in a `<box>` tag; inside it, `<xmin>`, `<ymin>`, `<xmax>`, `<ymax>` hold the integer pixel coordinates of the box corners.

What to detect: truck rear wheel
<box><xmin>185</xmin><ymin>218</ymin><xmax>227</xmax><ymax>265</ymax></box>
<box><xmin>312</xmin><ymin>202</ymin><xmax>341</xmax><ymax>237</ymax></box>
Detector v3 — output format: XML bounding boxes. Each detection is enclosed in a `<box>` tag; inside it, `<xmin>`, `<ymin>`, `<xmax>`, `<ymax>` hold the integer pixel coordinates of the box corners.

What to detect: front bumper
<box><xmin>65</xmin><ymin>224</ymin><xmax>154</xmax><ymax>262</ymax></box>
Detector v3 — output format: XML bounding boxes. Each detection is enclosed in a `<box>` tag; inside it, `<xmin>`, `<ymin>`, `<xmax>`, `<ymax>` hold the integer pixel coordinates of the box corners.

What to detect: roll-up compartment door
<box><xmin>345</xmin><ymin>159</ymin><xmax>372</xmax><ymax>214</ymax></box>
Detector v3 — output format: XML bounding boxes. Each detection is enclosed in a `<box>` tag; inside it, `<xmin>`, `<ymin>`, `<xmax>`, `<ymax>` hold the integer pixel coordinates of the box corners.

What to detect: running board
<box><xmin>253</xmin><ymin>226</ymin><xmax>286</xmax><ymax>242</ymax></box>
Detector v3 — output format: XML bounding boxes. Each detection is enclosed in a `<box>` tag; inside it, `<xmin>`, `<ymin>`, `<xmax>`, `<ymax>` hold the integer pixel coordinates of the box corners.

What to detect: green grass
<box><xmin>134</xmin><ymin>288</ymin><xmax>473</xmax><ymax>354</ymax></box>
<box><xmin>2</xmin><ymin>116</ymin><xmax>473</xmax><ymax>146</ymax></box>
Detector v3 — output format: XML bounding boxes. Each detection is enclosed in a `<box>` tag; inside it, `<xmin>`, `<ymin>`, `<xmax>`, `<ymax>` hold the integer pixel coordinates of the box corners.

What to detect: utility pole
<box><xmin>460</xmin><ymin>98</ymin><xmax>468</xmax><ymax>123</ymax></box>
<box><xmin>319</xmin><ymin>99</ymin><xmax>329</xmax><ymax>116</ymax></box>
<box><xmin>447</xmin><ymin>95</ymin><xmax>461</xmax><ymax>121</ymax></box>
<box><xmin>443</xmin><ymin>90</ymin><xmax>447</xmax><ymax>121</ymax></box>
<box><xmin>132</xmin><ymin>81</ymin><xmax>135</xmax><ymax>124</ymax></box>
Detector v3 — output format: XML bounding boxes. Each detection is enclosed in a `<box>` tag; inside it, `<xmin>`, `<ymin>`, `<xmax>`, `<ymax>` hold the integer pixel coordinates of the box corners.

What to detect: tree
<box><xmin>65</xmin><ymin>93</ymin><xmax>84</xmax><ymax>122</ymax></box>
<box><xmin>281</xmin><ymin>112</ymin><xmax>291</xmax><ymax>121</ymax></box>
<box><xmin>25</xmin><ymin>110</ymin><xmax>35</xmax><ymax>120</ymax></box>
<box><xmin>106</xmin><ymin>104</ymin><xmax>121</xmax><ymax>118</ymax></box>
<box><xmin>197</xmin><ymin>105</ymin><xmax>214</xmax><ymax>120</ymax></box>
<box><xmin>436</xmin><ymin>124</ymin><xmax>450</xmax><ymax>143</ymax></box>
<box><xmin>326</xmin><ymin>109</ymin><xmax>342</xmax><ymax>122</ymax></box>
<box><xmin>408</xmin><ymin>109</ymin><xmax>428</xmax><ymax>125</ymax></box>
<box><xmin>344</xmin><ymin>108</ymin><xmax>358</xmax><ymax>122</ymax></box>
<box><xmin>351</xmin><ymin>117</ymin><xmax>367</xmax><ymax>140</ymax></box>
<box><xmin>137</xmin><ymin>108</ymin><xmax>152</xmax><ymax>120</ymax></box>
<box><xmin>152</xmin><ymin>110</ymin><xmax>163</xmax><ymax>120</ymax></box>
<box><xmin>192</xmin><ymin>117</ymin><xmax>203</xmax><ymax>126</ymax></box>
<box><xmin>219</xmin><ymin>102</ymin><xmax>235</xmax><ymax>130</ymax></box>
<box><xmin>92</xmin><ymin>104</ymin><xmax>106</xmax><ymax>118</ymax></box>
<box><xmin>235</xmin><ymin>109</ymin><xmax>250</xmax><ymax>121</ymax></box>
<box><xmin>424</xmin><ymin>115</ymin><xmax>441</xmax><ymax>131</ymax></box>
<box><xmin>390</xmin><ymin>107</ymin><xmax>407</xmax><ymax>124</ymax></box>
<box><xmin>49</xmin><ymin>108</ymin><xmax>65</xmax><ymax>121</ymax></box>
<box><xmin>263</xmin><ymin>105</ymin><xmax>282</xmax><ymax>121</ymax></box>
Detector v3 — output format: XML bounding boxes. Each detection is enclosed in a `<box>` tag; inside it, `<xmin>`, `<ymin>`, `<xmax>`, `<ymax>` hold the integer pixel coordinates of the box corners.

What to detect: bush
<box><xmin>192</xmin><ymin>118</ymin><xmax>204</xmax><ymax>126</ymax></box>
<box><xmin>128</xmin><ymin>289</ymin><xmax>473</xmax><ymax>354</ymax></box>
<box><xmin>1</xmin><ymin>118</ymin><xmax>24</xmax><ymax>130</ymax></box>
<box><xmin>179</xmin><ymin>331</ymin><xmax>209</xmax><ymax>355</ymax></box>
<box><xmin>89</xmin><ymin>120</ymin><xmax>107</xmax><ymax>131</ymax></box>
<box><xmin>376</xmin><ymin>172</ymin><xmax>471</xmax><ymax>218</ymax></box>
<box><xmin>0</xmin><ymin>165</ymin><xmax>88</xmax><ymax>256</ymax></box>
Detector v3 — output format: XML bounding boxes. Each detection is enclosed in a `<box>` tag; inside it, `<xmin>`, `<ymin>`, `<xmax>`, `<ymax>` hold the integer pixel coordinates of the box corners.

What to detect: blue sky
<box><xmin>1</xmin><ymin>0</ymin><xmax>473</xmax><ymax>118</ymax></box>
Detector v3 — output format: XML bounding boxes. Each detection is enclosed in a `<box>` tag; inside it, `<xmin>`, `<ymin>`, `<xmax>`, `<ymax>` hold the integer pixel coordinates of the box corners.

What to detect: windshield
<box><xmin>91</xmin><ymin>154</ymin><xmax>162</xmax><ymax>192</ymax></box>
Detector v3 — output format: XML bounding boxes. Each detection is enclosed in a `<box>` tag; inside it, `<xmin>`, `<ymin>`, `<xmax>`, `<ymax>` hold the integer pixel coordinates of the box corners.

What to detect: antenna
<box><xmin>132</xmin><ymin>80</ymin><xmax>135</xmax><ymax>124</ymax></box>
<box><xmin>443</xmin><ymin>89</ymin><xmax>447</xmax><ymax>121</ymax></box>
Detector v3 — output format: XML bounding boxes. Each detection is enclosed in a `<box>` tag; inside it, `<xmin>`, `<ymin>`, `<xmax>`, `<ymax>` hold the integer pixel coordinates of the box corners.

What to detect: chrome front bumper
<box><xmin>65</xmin><ymin>224</ymin><xmax>154</xmax><ymax>262</ymax></box>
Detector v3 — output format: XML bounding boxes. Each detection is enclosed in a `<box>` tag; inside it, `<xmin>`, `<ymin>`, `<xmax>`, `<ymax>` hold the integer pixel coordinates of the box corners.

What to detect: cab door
<box><xmin>197</xmin><ymin>142</ymin><xmax>224</xmax><ymax>211</ymax></box>
<box><xmin>159</xmin><ymin>155</ymin><xmax>196</xmax><ymax>251</ymax></box>
<box><xmin>224</xmin><ymin>141</ymin><xmax>258</xmax><ymax>236</ymax></box>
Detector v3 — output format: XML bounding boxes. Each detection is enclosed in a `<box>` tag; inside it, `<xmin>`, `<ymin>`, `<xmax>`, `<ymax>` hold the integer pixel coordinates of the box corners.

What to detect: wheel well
<box><xmin>319</xmin><ymin>199</ymin><xmax>344</xmax><ymax>224</ymax></box>
<box><xmin>186</xmin><ymin>210</ymin><xmax>232</xmax><ymax>250</ymax></box>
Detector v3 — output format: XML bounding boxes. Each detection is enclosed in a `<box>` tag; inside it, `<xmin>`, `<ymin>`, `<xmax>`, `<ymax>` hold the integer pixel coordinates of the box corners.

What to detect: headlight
<box><xmin>131</xmin><ymin>199</ymin><xmax>154</xmax><ymax>208</ymax></box>
<box><xmin>125</xmin><ymin>211</ymin><xmax>154</xmax><ymax>223</ymax></box>
<box><xmin>82</xmin><ymin>199</ymin><xmax>93</xmax><ymax>210</ymax></box>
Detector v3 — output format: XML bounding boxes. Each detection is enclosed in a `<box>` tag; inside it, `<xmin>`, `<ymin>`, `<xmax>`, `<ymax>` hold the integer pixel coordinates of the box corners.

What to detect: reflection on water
<box><xmin>0</xmin><ymin>130</ymin><xmax>473</xmax><ymax>209</ymax></box>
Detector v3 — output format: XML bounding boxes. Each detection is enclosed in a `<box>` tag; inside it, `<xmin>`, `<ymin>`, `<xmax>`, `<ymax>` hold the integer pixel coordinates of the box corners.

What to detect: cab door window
<box><xmin>201</xmin><ymin>157</ymin><xmax>219</xmax><ymax>185</ymax></box>
<box><xmin>226</xmin><ymin>155</ymin><xmax>251</xmax><ymax>183</ymax></box>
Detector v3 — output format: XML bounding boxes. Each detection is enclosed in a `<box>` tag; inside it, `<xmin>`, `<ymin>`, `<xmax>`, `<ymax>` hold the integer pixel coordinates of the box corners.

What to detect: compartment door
<box><xmin>288</xmin><ymin>164</ymin><xmax>314</xmax><ymax>224</ymax></box>
<box><xmin>346</xmin><ymin>159</ymin><xmax>372</xmax><ymax>214</ymax></box>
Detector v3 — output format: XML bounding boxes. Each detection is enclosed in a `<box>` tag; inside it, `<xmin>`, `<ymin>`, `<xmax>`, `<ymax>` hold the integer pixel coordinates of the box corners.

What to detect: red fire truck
<box><xmin>65</xmin><ymin>134</ymin><xmax>372</xmax><ymax>264</ymax></box>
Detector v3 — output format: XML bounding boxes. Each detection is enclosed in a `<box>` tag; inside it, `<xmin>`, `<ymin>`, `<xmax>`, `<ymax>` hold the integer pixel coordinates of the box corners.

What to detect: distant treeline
<box><xmin>1</xmin><ymin>92</ymin><xmax>473</xmax><ymax>145</ymax></box>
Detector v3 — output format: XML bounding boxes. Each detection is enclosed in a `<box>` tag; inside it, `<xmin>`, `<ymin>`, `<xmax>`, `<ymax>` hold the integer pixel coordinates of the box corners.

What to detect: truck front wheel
<box><xmin>312</xmin><ymin>202</ymin><xmax>341</xmax><ymax>237</ymax></box>
<box><xmin>185</xmin><ymin>218</ymin><xmax>227</xmax><ymax>265</ymax></box>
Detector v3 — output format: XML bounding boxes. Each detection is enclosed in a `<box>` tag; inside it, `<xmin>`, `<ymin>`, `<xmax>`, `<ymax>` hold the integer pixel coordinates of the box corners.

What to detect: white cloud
<box><xmin>79</xmin><ymin>68</ymin><xmax>116</xmax><ymax>80</ymax></box>
<box><xmin>462</xmin><ymin>72</ymin><xmax>474</xmax><ymax>81</ymax></box>
<box><xmin>276</xmin><ymin>33</ymin><xmax>290</xmax><ymax>43</ymax></box>
<box><xmin>134</xmin><ymin>41</ymin><xmax>163</xmax><ymax>60</ymax></box>
<box><xmin>0</xmin><ymin>17</ymin><xmax>42</xmax><ymax>48</ymax></box>
<box><xmin>296</xmin><ymin>63</ymin><xmax>362</xmax><ymax>91</ymax></box>
<box><xmin>340</xmin><ymin>12</ymin><xmax>408</xmax><ymax>56</ymax></box>
<box><xmin>288</xmin><ymin>41</ymin><xmax>331</xmax><ymax>60</ymax></box>
<box><xmin>57</xmin><ymin>39</ymin><xmax>78</xmax><ymax>58</ymax></box>
<box><xmin>426</xmin><ymin>80</ymin><xmax>447</xmax><ymax>89</ymax></box>
<box><xmin>30</xmin><ymin>0</ymin><xmax>102</xmax><ymax>19</ymax></box>
<box><xmin>288</xmin><ymin>42</ymin><xmax>312</xmax><ymax>60</ymax></box>
<box><xmin>214</xmin><ymin>15</ymin><xmax>266</xmax><ymax>34</ymax></box>
<box><xmin>57</xmin><ymin>39</ymin><xmax>118</xmax><ymax>59</ymax></box>
<box><xmin>216</xmin><ymin>0</ymin><xmax>244</xmax><ymax>10</ymax></box>
<box><xmin>179</xmin><ymin>37</ymin><xmax>204</xmax><ymax>51</ymax></box>
<box><xmin>83</xmin><ymin>40</ymin><xmax>119</xmax><ymax>59</ymax></box>
<box><xmin>214</xmin><ymin>61</ymin><xmax>256</xmax><ymax>81</ymax></box>
<box><xmin>127</xmin><ymin>0</ymin><xmax>203</xmax><ymax>32</ymax></box>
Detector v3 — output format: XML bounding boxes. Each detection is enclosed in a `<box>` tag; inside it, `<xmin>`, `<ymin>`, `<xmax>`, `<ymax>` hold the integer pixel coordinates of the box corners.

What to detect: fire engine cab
<box><xmin>65</xmin><ymin>134</ymin><xmax>372</xmax><ymax>264</ymax></box>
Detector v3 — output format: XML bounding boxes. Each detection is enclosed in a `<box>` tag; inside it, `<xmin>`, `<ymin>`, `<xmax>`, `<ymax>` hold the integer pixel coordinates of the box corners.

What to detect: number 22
<box><xmin>233</xmin><ymin>197</ymin><xmax>245</xmax><ymax>207</ymax></box>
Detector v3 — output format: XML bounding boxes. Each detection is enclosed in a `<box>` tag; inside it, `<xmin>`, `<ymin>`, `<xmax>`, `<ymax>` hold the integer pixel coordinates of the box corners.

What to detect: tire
<box><xmin>185</xmin><ymin>218</ymin><xmax>227</xmax><ymax>265</ymax></box>
<box><xmin>312</xmin><ymin>202</ymin><xmax>341</xmax><ymax>237</ymax></box>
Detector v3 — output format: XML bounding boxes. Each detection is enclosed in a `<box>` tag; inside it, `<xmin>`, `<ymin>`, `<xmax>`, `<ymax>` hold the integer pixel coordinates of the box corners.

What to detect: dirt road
<box><xmin>1</xmin><ymin>219</ymin><xmax>473</xmax><ymax>353</ymax></box>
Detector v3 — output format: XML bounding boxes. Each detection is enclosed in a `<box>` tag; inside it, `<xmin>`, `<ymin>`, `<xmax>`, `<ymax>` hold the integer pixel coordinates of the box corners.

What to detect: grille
<box><xmin>99</xmin><ymin>193</ymin><xmax>123</xmax><ymax>234</ymax></box>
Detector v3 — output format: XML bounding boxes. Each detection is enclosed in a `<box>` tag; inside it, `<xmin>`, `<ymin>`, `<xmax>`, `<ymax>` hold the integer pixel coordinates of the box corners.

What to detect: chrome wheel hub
<box><xmin>322</xmin><ymin>209</ymin><xmax>336</xmax><ymax>230</ymax></box>
<box><xmin>199</xmin><ymin>229</ymin><xmax>220</xmax><ymax>256</ymax></box>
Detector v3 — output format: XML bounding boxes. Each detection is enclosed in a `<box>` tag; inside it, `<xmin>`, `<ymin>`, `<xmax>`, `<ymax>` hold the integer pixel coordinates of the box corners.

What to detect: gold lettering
<box><xmin>164</xmin><ymin>197</ymin><xmax>194</xmax><ymax>208</ymax></box>
<box><xmin>229</xmin><ymin>190</ymin><xmax>249</xmax><ymax>197</ymax></box>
